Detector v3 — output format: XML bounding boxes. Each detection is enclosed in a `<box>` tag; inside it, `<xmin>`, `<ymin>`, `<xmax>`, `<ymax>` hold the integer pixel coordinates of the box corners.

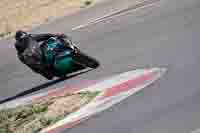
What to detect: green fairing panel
<box><xmin>54</xmin><ymin>57</ymin><xmax>74</xmax><ymax>74</ymax></box>
<box><xmin>44</xmin><ymin>38</ymin><xmax>75</xmax><ymax>74</ymax></box>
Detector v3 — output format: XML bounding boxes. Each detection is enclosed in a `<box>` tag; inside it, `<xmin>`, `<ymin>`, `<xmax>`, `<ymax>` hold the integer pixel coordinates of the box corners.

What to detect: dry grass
<box><xmin>0</xmin><ymin>91</ymin><xmax>100</xmax><ymax>133</ymax></box>
<box><xmin>0</xmin><ymin>0</ymin><xmax>94</xmax><ymax>38</ymax></box>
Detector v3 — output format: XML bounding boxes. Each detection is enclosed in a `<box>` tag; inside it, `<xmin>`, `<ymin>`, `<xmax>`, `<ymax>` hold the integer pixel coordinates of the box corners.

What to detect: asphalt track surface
<box><xmin>1</xmin><ymin>0</ymin><xmax>200</xmax><ymax>132</ymax></box>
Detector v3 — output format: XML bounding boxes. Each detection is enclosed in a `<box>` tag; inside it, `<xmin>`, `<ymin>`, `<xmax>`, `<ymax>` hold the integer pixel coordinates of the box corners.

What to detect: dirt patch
<box><xmin>0</xmin><ymin>91</ymin><xmax>100</xmax><ymax>133</ymax></box>
<box><xmin>0</xmin><ymin>0</ymin><xmax>94</xmax><ymax>38</ymax></box>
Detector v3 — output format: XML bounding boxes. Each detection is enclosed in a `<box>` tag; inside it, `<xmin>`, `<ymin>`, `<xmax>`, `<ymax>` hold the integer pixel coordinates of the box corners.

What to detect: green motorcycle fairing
<box><xmin>43</xmin><ymin>38</ymin><xmax>75</xmax><ymax>74</ymax></box>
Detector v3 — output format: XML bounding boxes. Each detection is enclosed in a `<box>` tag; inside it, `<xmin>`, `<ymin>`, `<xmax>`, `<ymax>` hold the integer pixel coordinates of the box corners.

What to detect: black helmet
<box><xmin>15</xmin><ymin>30</ymin><xmax>27</xmax><ymax>41</ymax></box>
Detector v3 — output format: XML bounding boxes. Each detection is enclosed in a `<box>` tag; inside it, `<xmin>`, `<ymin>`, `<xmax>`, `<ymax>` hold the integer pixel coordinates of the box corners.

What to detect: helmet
<box><xmin>15</xmin><ymin>30</ymin><xmax>27</xmax><ymax>41</ymax></box>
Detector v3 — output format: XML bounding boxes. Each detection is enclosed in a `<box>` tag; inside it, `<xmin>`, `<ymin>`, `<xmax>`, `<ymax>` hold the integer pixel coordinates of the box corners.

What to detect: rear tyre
<box><xmin>41</xmin><ymin>71</ymin><xmax>54</xmax><ymax>80</ymax></box>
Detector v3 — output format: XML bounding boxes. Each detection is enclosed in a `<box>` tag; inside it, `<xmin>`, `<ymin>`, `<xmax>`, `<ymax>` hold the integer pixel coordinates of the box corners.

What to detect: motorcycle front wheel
<box><xmin>73</xmin><ymin>50</ymin><xmax>100</xmax><ymax>69</ymax></box>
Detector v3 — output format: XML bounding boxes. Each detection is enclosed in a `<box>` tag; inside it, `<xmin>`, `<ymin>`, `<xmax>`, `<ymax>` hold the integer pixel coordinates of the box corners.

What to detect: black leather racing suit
<box><xmin>15</xmin><ymin>33</ymin><xmax>62</xmax><ymax>79</ymax></box>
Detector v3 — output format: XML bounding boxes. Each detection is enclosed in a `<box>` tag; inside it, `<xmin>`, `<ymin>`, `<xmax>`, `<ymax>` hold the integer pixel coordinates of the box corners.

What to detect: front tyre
<box><xmin>73</xmin><ymin>51</ymin><xmax>100</xmax><ymax>69</ymax></box>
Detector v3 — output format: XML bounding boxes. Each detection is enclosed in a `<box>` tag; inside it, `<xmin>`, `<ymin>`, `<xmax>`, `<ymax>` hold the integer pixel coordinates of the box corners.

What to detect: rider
<box><xmin>15</xmin><ymin>30</ymin><xmax>67</xmax><ymax>80</ymax></box>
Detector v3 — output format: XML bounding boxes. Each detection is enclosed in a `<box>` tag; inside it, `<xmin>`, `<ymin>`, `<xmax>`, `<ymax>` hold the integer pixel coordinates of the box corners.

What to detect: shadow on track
<box><xmin>0</xmin><ymin>69</ymin><xmax>92</xmax><ymax>104</ymax></box>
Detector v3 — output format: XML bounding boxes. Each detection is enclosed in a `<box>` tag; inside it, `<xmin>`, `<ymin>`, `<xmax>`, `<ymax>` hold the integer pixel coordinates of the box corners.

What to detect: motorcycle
<box><xmin>41</xmin><ymin>36</ymin><xmax>99</xmax><ymax>79</ymax></box>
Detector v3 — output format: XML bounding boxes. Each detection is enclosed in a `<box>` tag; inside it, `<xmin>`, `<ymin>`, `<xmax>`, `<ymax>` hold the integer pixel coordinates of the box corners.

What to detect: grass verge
<box><xmin>0</xmin><ymin>0</ymin><xmax>95</xmax><ymax>39</ymax></box>
<box><xmin>0</xmin><ymin>91</ymin><xmax>100</xmax><ymax>133</ymax></box>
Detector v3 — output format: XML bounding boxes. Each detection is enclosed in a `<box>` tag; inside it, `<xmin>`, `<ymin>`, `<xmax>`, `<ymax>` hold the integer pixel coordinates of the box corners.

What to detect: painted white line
<box><xmin>72</xmin><ymin>0</ymin><xmax>160</xmax><ymax>31</ymax></box>
<box><xmin>0</xmin><ymin>92</ymin><xmax>47</xmax><ymax>109</ymax></box>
